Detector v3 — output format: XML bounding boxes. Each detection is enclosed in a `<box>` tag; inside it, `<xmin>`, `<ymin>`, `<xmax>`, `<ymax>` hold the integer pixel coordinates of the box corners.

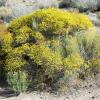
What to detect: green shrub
<box><xmin>92</xmin><ymin>34</ymin><xmax>100</xmax><ymax>58</ymax></box>
<box><xmin>7</xmin><ymin>71</ymin><xmax>29</xmax><ymax>92</ymax></box>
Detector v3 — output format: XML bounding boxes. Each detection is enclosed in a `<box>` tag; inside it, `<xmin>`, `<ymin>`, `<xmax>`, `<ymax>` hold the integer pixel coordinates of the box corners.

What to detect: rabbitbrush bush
<box><xmin>1</xmin><ymin>8</ymin><xmax>99</xmax><ymax>91</ymax></box>
<box><xmin>8</xmin><ymin>8</ymin><xmax>93</xmax><ymax>34</ymax></box>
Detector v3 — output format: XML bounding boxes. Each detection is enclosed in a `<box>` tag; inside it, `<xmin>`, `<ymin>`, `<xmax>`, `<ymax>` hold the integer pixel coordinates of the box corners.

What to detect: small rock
<box><xmin>91</xmin><ymin>96</ymin><xmax>95</xmax><ymax>99</ymax></box>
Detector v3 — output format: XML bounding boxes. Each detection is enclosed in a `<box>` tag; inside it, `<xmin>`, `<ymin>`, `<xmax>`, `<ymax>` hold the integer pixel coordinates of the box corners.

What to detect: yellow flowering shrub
<box><xmin>8</xmin><ymin>14</ymin><xmax>33</xmax><ymax>32</ymax></box>
<box><xmin>31</xmin><ymin>31</ymin><xmax>45</xmax><ymax>42</ymax></box>
<box><xmin>63</xmin><ymin>53</ymin><xmax>84</xmax><ymax>69</ymax></box>
<box><xmin>5</xmin><ymin>44</ymin><xmax>30</xmax><ymax>71</ymax></box>
<box><xmin>1</xmin><ymin>33</ymin><xmax>13</xmax><ymax>53</ymax></box>
<box><xmin>28</xmin><ymin>44</ymin><xmax>63</xmax><ymax>77</ymax></box>
<box><xmin>33</xmin><ymin>8</ymin><xmax>93</xmax><ymax>35</ymax></box>
<box><xmin>14</xmin><ymin>26</ymin><xmax>45</xmax><ymax>45</ymax></box>
<box><xmin>91</xmin><ymin>59</ymin><xmax>100</xmax><ymax>67</ymax></box>
<box><xmin>5</xmin><ymin>56</ymin><xmax>26</xmax><ymax>71</ymax></box>
<box><xmin>15</xmin><ymin>26</ymin><xmax>32</xmax><ymax>44</ymax></box>
<box><xmin>1</xmin><ymin>8</ymin><xmax>99</xmax><ymax>91</ymax></box>
<box><xmin>8</xmin><ymin>8</ymin><xmax>93</xmax><ymax>35</ymax></box>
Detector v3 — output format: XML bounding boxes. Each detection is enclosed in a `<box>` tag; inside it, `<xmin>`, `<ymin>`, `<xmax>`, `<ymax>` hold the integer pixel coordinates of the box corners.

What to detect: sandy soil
<box><xmin>1</xmin><ymin>87</ymin><xmax>100</xmax><ymax>100</ymax></box>
<box><xmin>0</xmin><ymin>74</ymin><xmax>100</xmax><ymax>100</ymax></box>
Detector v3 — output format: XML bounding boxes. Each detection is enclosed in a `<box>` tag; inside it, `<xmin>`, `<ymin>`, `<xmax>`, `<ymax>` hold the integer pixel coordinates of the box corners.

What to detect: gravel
<box><xmin>0</xmin><ymin>74</ymin><xmax>100</xmax><ymax>100</ymax></box>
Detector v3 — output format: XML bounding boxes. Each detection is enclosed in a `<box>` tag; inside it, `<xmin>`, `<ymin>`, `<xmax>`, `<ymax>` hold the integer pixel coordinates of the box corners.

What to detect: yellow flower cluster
<box><xmin>63</xmin><ymin>53</ymin><xmax>84</xmax><ymax>69</ymax></box>
<box><xmin>34</xmin><ymin>8</ymin><xmax>93</xmax><ymax>35</ymax></box>
<box><xmin>91</xmin><ymin>59</ymin><xmax>100</xmax><ymax>67</ymax></box>
<box><xmin>1</xmin><ymin>33</ymin><xmax>13</xmax><ymax>53</ymax></box>
<box><xmin>9</xmin><ymin>8</ymin><xmax>93</xmax><ymax>35</ymax></box>
<box><xmin>28</xmin><ymin>44</ymin><xmax>63</xmax><ymax>77</ymax></box>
